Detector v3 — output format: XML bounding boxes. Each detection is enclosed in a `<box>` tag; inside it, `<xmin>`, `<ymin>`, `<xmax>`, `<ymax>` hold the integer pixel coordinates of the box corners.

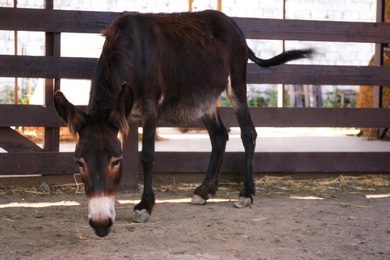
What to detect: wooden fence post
<box><xmin>44</xmin><ymin>0</ymin><xmax>60</xmax><ymax>152</ymax></box>
<box><xmin>373</xmin><ymin>0</ymin><xmax>385</xmax><ymax>138</ymax></box>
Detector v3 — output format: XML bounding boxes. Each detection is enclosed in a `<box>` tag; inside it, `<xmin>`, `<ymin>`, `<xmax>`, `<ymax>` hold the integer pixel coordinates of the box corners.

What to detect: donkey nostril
<box><xmin>89</xmin><ymin>218</ymin><xmax>113</xmax><ymax>237</ymax></box>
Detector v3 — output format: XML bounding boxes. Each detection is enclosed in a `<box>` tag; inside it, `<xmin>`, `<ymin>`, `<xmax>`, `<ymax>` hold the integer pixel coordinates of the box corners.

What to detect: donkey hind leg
<box><xmin>228</xmin><ymin>82</ymin><xmax>257</xmax><ymax>208</ymax></box>
<box><xmin>192</xmin><ymin>109</ymin><xmax>229</xmax><ymax>205</ymax></box>
<box><xmin>234</xmin><ymin>107</ymin><xmax>257</xmax><ymax>208</ymax></box>
<box><xmin>133</xmin><ymin>116</ymin><xmax>157</xmax><ymax>223</ymax></box>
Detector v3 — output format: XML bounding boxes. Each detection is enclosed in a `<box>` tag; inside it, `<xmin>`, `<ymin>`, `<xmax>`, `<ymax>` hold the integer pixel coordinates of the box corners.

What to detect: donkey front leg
<box><xmin>192</xmin><ymin>110</ymin><xmax>229</xmax><ymax>205</ymax></box>
<box><xmin>133</xmin><ymin>117</ymin><xmax>157</xmax><ymax>223</ymax></box>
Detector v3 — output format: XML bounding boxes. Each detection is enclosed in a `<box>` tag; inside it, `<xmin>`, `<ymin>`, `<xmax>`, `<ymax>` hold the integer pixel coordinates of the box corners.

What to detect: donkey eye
<box><xmin>111</xmin><ymin>157</ymin><xmax>122</xmax><ymax>169</ymax></box>
<box><xmin>75</xmin><ymin>160</ymin><xmax>85</xmax><ymax>170</ymax></box>
<box><xmin>112</xmin><ymin>159</ymin><xmax>122</xmax><ymax>167</ymax></box>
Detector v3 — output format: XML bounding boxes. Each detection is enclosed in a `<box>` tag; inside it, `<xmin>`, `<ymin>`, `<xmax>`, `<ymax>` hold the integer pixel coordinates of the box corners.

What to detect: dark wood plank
<box><xmin>247</xmin><ymin>64</ymin><xmax>390</xmax><ymax>86</ymax></box>
<box><xmin>0</xmin><ymin>105</ymin><xmax>66</xmax><ymax>127</ymax></box>
<box><xmin>0</xmin><ymin>8</ymin><xmax>118</xmax><ymax>33</ymax></box>
<box><xmin>159</xmin><ymin>107</ymin><xmax>390</xmax><ymax>128</ymax></box>
<box><xmin>255</xmin><ymin>152</ymin><xmax>390</xmax><ymax>172</ymax></box>
<box><xmin>0</xmin><ymin>127</ymin><xmax>43</xmax><ymax>152</ymax></box>
<box><xmin>0</xmin><ymin>55</ymin><xmax>97</xmax><ymax>79</ymax></box>
<box><xmin>152</xmin><ymin>152</ymin><xmax>390</xmax><ymax>173</ymax></box>
<box><xmin>0</xmin><ymin>152</ymin><xmax>77</xmax><ymax>175</ymax></box>
<box><xmin>43</xmin><ymin>27</ymin><xmax>61</xmax><ymax>152</ymax></box>
<box><xmin>1</xmin><ymin>105</ymin><xmax>390</xmax><ymax>128</ymax></box>
<box><xmin>1</xmin><ymin>8</ymin><xmax>390</xmax><ymax>43</ymax></box>
<box><xmin>2</xmin><ymin>151</ymin><xmax>390</xmax><ymax>175</ymax></box>
<box><xmin>2</xmin><ymin>55</ymin><xmax>390</xmax><ymax>86</ymax></box>
<box><xmin>242</xmin><ymin>107</ymin><xmax>390</xmax><ymax>128</ymax></box>
<box><xmin>235</xmin><ymin>17</ymin><xmax>390</xmax><ymax>43</ymax></box>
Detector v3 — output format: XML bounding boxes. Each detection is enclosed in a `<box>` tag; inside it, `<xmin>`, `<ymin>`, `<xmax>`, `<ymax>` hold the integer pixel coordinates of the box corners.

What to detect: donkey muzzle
<box><xmin>87</xmin><ymin>196</ymin><xmax>116</xmax><ymax>237</ymax></box>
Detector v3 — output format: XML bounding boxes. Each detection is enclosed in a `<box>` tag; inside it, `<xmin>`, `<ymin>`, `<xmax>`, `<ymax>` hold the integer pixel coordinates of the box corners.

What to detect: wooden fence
<box><xmin>1</xmin><ymin>2</ymin><xmax>390</xmax><ymax>189</ymax></box>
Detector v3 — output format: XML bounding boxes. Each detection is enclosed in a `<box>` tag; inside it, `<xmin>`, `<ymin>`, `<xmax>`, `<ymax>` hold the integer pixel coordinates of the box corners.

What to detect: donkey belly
<box><xmin>158</xmin><ymin>92</ymin><xmax>221</xmax><ymax>124</ymax></box>
<box><xmin>158</xmin><ymin>58</ymin><xmax>230</xmax><ymax>124</ymax></box>
<box><xmin>129</xmin><ymin>82</ymin><xmax>224</xmax><ymax>124</ymax></box>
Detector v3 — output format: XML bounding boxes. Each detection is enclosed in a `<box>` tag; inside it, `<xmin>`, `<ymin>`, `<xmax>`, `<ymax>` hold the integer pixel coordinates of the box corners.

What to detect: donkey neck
<box><xmin>88</xmin><ymin>46</ymin><xmax>131</xmax><ymax>119</ymax></box>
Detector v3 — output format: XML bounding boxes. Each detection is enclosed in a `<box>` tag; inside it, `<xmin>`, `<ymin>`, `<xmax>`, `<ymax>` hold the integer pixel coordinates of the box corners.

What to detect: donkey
<box><xmin>54</xmin><ymin>10</ymin><xmax>312</xmax><ymax>237</ymax></box>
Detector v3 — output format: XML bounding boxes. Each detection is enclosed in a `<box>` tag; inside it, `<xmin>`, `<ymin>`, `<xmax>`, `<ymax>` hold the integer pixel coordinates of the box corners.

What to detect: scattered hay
<box><xmin>254</xmin><ymin>175</ymin><xmax>390</xmax><ymax>197</ymax></box>
<box><xmin>0</xmin><ymin>174</ymin><xmax>85</xmax><ymax>196</ymax></box>
<box><xmin>331</xmin><ymin>202</ymin><xmax>372</xmax><ymax>208</ymax></box>
<box><xmin>1</xmin><ymin>175</ymin><xmax>389</xmax><ymax>197</ymax></box>
<box><xmin>150</xmin><ymin>175</ymin><xmax>390</xmax><ymax>197</ymax></box>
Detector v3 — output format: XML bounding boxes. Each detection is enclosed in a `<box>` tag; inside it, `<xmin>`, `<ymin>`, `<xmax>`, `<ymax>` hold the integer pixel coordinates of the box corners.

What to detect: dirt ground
<box><xmin>1</xmin><ymin>176</ymin><xmax>390</xmax><ymax>260</ymax></box>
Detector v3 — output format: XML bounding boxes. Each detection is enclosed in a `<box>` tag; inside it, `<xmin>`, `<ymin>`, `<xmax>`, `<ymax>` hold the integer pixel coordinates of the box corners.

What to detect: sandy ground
<box><xmin>1</xmin><ymin>180</ymin><xmax>390</xmax><ymax>260</ymax></box>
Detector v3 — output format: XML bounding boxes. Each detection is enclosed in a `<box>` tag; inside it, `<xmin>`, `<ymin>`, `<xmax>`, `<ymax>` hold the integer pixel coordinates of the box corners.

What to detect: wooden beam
<box><xmin>0</xmin><ymin>152</ymin><xmax>77</xmax><ymax>175</ymax></box>
<box><xmin>1</xmin><ymin>106</ymin><xmax>390</xmax><ymax>128</ymax></box>
<box><xmin>227</xmin><ymin>107</ymin><xmax>390</xmax><ymax>128</ymax></box>
<box><xmin>160</xmin><ymin>107</ymin><xmax>390</xmax><ymax>128</ymax></box>
<box><xmin>151</xmin><ymin>152</ymin><xmax>390</xmax><ymax>173</ymax></box>
<box><xmin>0</xmin><ymin>8</ymin><xmax>390</xmax><ymax>43</ymax></box>
<box><xmin>0</xmin><ymin>55</ymin><xmax>96</xmax><ymax>79</ymax></box>
<box><xmin>234</xmin><ymin>17</ymin><xmax>390</xmax><ymax>43</ymax></box>
<box><xmin>373</xmin><ymin>0</ymin><xmax>384</xmax><ymax>108</ymax></box>
<box><xmin>2</xmin><ymin>151</ymin><xmax>390</xmax><ymax>175</ymax></box>
<box><xmin>0</xmin><ymin>127</ymin><xmax>43</xmax><ymax>152</ymax></box>
<box><xmin>2</xmin><ymin>55</ymin><xmax>390</xmax><ymax>86</ymax></box>
<box><xmin>44</xmin><ymin>1</ymin><xmax>61</xmax><ymax>152</ymax></box>
<box><xmin>372</xmin><ymin>0</ymin><xmax>386</xmax><ymax>138</ymax></box>
<box><xmin>0</xmin><ymin>8</ymin><xmax>118</xmax><ymax>33</ymax></box>
<box><xmin>247</xmin><ymin>64</ymin><xmax>390</xmax><ymax>86</ymax></box>
<box><xmin>0</xmin><ymin>105</ymin><xmax>67</xmax><ymax>127</ymax></box>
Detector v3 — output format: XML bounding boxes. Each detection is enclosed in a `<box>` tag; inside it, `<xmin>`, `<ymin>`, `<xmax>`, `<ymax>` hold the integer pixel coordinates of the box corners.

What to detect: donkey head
<box><xmin>54</xmin><ymin>82</ymin><xmax>133</xmax><ymax>237</ymax></box>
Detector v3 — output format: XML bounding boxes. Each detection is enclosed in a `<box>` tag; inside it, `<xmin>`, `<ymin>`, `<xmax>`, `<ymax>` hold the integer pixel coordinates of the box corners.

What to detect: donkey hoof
<box><xmin>133</xmin><ymin>209</ymin><xmax>150</xmax><ymax>223</ymax></box>
<box><xmin>234</xmin><ymin>197</ymin><xmax>252</xmax><ymax>208</ymax></box>
<box><xmin>191</xmin><ymin>194</ymin><xmax>207</xmax><ymax>205</ymax></box>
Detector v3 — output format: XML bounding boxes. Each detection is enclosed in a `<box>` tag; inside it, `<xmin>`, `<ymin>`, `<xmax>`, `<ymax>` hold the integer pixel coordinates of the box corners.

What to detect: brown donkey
<box><xmin>54</xmin><ymin>10</ymin><xmax>312</xmax><ymax>237</ymax></box>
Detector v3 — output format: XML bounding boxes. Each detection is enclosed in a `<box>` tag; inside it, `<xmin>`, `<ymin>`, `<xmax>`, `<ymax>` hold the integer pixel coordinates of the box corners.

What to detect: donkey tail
<box><xmin>248</xmin><ymin>48</ymin><xmax>313</xmax><ymax>67</ymax></box>
<box><xmin>227</xmin><ymin>13</ymin><xmax>313</xmax><ymax>67</ymax></box>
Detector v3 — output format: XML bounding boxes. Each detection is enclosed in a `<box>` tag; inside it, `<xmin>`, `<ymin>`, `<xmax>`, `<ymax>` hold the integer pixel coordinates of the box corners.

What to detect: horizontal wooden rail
<box><xmin>223</xmin><ymin>107</ymin><xmax>390</xmax><ymax>128</ymax></box>
<box><xmin>0</xmin><ymin>8</ymin><xmax>118</xmax><ymax>33</ymax></box>
<box><xmin>0</xmin><ymin>55</ymin><xmax>96</xmax><ymax>79</ymax></box>
<box><xmin>1</xmin><ymin>8</ymin><xmax>390</xmax><ymax>43</ymax></box>
<box><xmin>152</xmin><ymin>152</ymin><xmax>390</xmax><ymax>173</ymax></box>
<box><xmin>0</xmin><ymin>105</ymin><xmax>66</xmax><ymax>127</ymax></box>
<box><xmin>2</xmin><ymin>151</ymin><xmax>390</xmax><ymax>174</ymax></box>
<box><xmin>1</xmin><ymin>152</ymin><xmax>77</xmax><ymax>175</ymax></box>
<box><xmin>247</xmin><ymin>64</ymin><xmax>390</xmax><ymax>86</ymax></box>
<box><xmin>234</xmin><ymin>17</ymin><xmax>390</xmax><ymax>43</ymax></box>
<box><xmin>1</xmin><ymin>106</ymin><xmax>389</xmax><ymax>128</ymax></box>
<box><xmin>1</xmin><ymin>55</ymin><xmax>390</xmax><ymax>86</ymax></box>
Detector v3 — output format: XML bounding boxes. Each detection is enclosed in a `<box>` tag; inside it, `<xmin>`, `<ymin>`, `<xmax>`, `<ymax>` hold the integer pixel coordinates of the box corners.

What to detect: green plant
<box><xmin>0</xmin><ymin>85</ymin><xmax>16</xmax><ymax>104</ymax></box>
<box><xmin>220</xmin><ymin>86</ymin><xmax>291</xmax><ymax>108</ymax></box>
<box><xmin>0</xmin><ymin>79</ymin><xmax>36</xmax><ymax>104</ymax></box>
<box><xmin>323</xmin><ymin>87</ymin><xmax>341</xmax><ymax>107</ymax></box>
<box><xmin>265</xmin><ymin>88</ymin><xmax>290</xmax><ymax>107</ymax></box>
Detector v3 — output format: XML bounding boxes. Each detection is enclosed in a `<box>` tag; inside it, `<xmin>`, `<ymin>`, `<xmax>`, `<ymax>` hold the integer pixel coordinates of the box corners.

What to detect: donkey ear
<box><xmin>54</xmin><ymin>90</ymin><xmax>87</xmax><ymax>136</ymax></box>
<box><xmin>109</xmin><ymin>82</ymin><xmax>134</xmax><ymax>135</ymax></box>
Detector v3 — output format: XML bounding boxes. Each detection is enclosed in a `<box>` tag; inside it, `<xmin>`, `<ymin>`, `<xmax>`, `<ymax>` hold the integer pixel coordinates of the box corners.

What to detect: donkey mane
<box><xmin>88</xmin><ymin>14</ymin><xmax>134</xmax><ymax>125</ymax></box>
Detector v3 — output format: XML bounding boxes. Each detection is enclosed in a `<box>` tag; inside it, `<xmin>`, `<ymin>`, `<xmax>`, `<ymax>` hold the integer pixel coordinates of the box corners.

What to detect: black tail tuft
<box><xmin>249</xmin><ymin>48</ymin><xmax>314</xmax><ymax>67</ymax></box>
